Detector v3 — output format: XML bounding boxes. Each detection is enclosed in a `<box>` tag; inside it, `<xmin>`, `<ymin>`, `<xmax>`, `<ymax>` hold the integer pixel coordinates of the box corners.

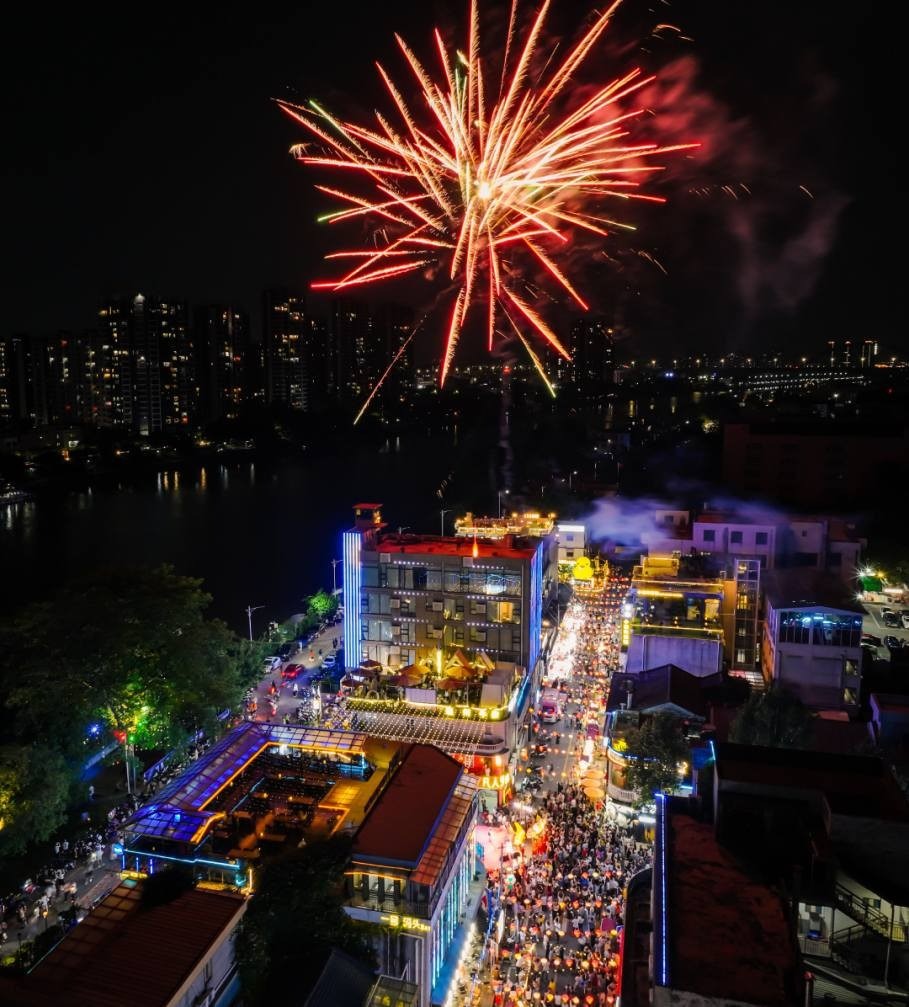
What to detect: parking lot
<box><xmin>861</xmin><ymin>601</ymin><xmax>909</xmax><ymax>660</ymax></box>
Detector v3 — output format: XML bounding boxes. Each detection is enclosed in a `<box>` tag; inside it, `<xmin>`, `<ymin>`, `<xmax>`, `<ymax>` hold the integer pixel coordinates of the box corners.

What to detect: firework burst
<box><xmin>279</xmin><ymin>0</ymin><xmax>695</xmax><ymax>391</ymax></box>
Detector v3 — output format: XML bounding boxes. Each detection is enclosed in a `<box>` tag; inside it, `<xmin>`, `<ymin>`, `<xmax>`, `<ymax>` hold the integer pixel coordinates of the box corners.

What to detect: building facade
<box><xmin>343</xmin><ymin>505</ymin><xmax>546</xmax><ymax>675</ymax></box>
<box><xmin>344</xmin><ymin>744</ymin><xmax>479</xmax><ymax>1007</ymax></box>
<box><xmin>97</xmin><ymin>294</ymin><xmax>194</xmax><ymax>433</ymax></box>
<box><xmin>761</xmin><ymin>571</ymin><xmax>863</xmax><ymax>711</ymax></box>
<box><xmin>194</xmin><ymin>304</ymin><xmax>251</xmax><ymax>422</ymax></box>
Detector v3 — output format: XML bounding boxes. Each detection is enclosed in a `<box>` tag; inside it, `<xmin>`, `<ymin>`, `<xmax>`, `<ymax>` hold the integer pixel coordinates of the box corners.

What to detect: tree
<box><xmin>0</xmin><ymin>745</ymin><xmax>71</xmax><ymax>855</ymax></box>
<box><xmin>729</xmin><ymin>685</ymin><xmax>812</xmax><ymax>749</ymax></box>
<box><xmin>622</xmin><ymin>713</ymin><xmax>691</xmax><ymax>807</ymax></box>
<box><xmin>235</xmin><ymin>836</ymin><xmax>376</xmax><ymax>1006</ymax></box>
<box><xmin>0</xmin><ymin>565</ymin><xmax>250</xmax><ymax>758</ymax></box>
<box><xmin>308</xmin><ymin>589</ymin><xmax>339</xmax><ymax>622</ymax></box>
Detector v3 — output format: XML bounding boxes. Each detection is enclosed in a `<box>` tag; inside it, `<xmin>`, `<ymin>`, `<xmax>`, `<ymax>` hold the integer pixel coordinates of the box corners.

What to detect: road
<box><xmin>249</xmin><ymin>617</ymin><xmax>343</xmax><ymax>725</ymax></box>
<box><xmin>862</xmin><ymin>601</ymin><xmax>909</xmax><ymax>659</ymax></box>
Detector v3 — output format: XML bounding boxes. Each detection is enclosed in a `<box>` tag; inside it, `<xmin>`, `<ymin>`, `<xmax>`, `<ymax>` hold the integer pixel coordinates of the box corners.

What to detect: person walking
<box><xmin>88</xmin><ymin>785</ymin><xmax>95</xmax><ymax>802</ymax></box>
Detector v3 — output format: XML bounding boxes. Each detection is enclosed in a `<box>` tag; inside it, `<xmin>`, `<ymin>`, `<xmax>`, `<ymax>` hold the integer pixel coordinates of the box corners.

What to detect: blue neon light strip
<box><xmin>528</xmin><ymin>542</ymin><xmax>543</xmax><ymax>672</ymax></box>
<box><xmin>343</xmin><ymin>530</ymin><xmax>362</xmax><ymax>670</ymax></box>
<box><xmin>655</xmin><ymin>792</ymin><xmax>670</xmax><ymax>986</ymax></box>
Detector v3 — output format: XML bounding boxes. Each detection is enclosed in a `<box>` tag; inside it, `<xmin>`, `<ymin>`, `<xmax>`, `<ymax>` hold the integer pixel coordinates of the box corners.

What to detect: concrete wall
<box><xmin>625</xmin><ymin>634</ymin><xmax>723</xmax><ymax>677</ymax></box>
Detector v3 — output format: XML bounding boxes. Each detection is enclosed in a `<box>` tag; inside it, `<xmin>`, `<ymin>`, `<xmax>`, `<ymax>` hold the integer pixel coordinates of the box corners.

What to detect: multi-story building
<box><xmin>263</xmin><ymin>287</ymin><xmax>307</xmax><ymax>410</ymax></box>
<box><xmin>645</xmin><ymin>508</ymin><xmax>865</xmax><ymax>582</ymax></box>
<box><xmin>603</xmin><ymin>663</ymin><xmax>720</xmax><ymax>810</ymax></box>
<box><xmin>1</xmin><ymin>880</ymin><xmax>248</xmax><ymax>1007</ymax></box>
<box><xmin>567</xmin><ymin>315</ymin><xmax>614</xmax><ymax>394</ymax></box>
<box><xmin>556</xmin><ymin>522</ymin><xmax>586</xmax><ymax>565</ymax></box>
<box><xmin>343</xmin><ymin>505</ymin><xmax>546</xmax><ymax>675</ymax></box>
<box><xmin>722</xmin><ymin>419</ymin><xmax>909</xmax><ymax>509</ymax></box>
<box><xmin>344</xmin><ymin>743</ymin><xmax>479</xmax><ymax>1007</ymax></box>
<box><xmin>761</xmin><ymin>569</ymin><xmax>863</xmax><ymax>711</ymax></box>
<box><xmin>342</xmin><ymin>504</ymin><xmax>547</xmax><ymax>803</ymax></box>
<box><xmin>331</xmin><ymin>297</ymin><xmax>374</xmax><ymax>402</ymax></box>
<box><xmin>194</xmin><ymin>304</ymin><xmax>251</xmax><ymax>422</ymax></box>
<box><xmin>621</xmin><ymin>553</ymin><xmax>729</xmax><ymax>678</ymax></box>
<box><xmin>97</xmin><ymin>294</ymin><xmax>194</xmax><ymax>434</ymax></box>
<box><xmin>624</xmin><ymin>744</ymin><xmax>909</xmax><ymax>1006</ymax></box>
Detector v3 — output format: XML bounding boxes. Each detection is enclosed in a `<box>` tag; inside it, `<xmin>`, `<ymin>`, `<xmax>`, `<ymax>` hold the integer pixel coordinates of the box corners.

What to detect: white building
<box><xmin>643</xmin><ymin>510</ymin><xmax>864</xmax><ymax>582</ymax></box>
<box><xmin>557</xmin><ymin>522</ymin><xmax>587</xmax><ymax>565</ymax></box>
<box><xmin>762</xmin><ymin>570</ymin><xmax>864</xmax><ymax>711</ymax></box>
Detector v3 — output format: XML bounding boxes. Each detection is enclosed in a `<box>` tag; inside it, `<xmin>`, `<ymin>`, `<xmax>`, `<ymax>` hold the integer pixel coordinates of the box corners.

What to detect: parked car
<box><xmin>321</xmin><ymin>654</ymin><xmax>337</xmax><ymax>670</ymax></box>
<box><xmin>884</xmin><ymin>636</ymin><xmax>904</xmax><ymax>652</ymax></box>
<box><xmin>278</xmin><ymin>642</ymin><xmax>297</xmax><ymax>660</ymax></box>
<box><xmin>263</xmin><ymin>656</ymin><xmax>282</xmax><ymax>672</ymax></box>
<box><xmin>862</xmin><ymin>633</ymin><xmax>883</xmax><ymax>647</ymax></box>
<box><xmin>882</xmin><ymin>613</ymin><xmax>901</xmax><ymax>628</ymax></box>
<box><xmin>901</xmin><ymin>613</ymin><xmax>909</xmax><ymax>630</ymax></box>
<box><xmin>282</xmin><ymin>663</ymin><xmax>304</xmax><ymax>680</ymax></box>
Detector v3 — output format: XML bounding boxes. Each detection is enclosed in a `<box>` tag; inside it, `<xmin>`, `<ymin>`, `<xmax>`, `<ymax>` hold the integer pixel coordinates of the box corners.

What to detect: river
<box><xmin>0</xmin><ymin>431</ymin><xmax>492</xmax><ymax>635</ymax></box>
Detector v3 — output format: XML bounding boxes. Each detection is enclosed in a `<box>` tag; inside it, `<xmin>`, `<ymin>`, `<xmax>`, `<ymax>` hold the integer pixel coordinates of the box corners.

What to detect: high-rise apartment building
<box><xmin>568</xmin><ymin>316</ymin><xmax>614</xmax><ymax>394</ymax></box>
<box><xmin>860</xmin><ymin>339</ymin><xmax>878</xmax><ymax>369</ymax></box>
<box><xmin>194</xmin><ymin>305</ymin><xmax>250</xmax><ymax>421</ymax></box>
<box><xmin>331</xmin><ymin>297</ymin><xmax>374</xmax><ymax>402</ymax></box>
<box><xmin>263</xmin><ymin>289</ymin><xmax>329</xmax><ymax>412</ymax></box>
<box><xmin>97</xmin><ymin>294</ymin><xmax>193</xmax><ymax>434</ymax></box>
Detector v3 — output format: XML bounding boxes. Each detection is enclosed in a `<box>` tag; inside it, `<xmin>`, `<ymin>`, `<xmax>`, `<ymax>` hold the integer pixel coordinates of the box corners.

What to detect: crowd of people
<box><xmin>453</xmin><ymin>571</ymin><xmax>646</xmax><ymax>1007</ymax></box>
<box><xmin>0</xmin><ymin>793</ymin><xmax>140</xmax><ymax>952</ymax></box>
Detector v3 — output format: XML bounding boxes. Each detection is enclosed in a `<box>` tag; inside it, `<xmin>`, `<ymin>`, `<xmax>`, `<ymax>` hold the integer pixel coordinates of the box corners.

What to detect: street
<box><xmin>447</xmin><ymin>570</ymin><xmax>647</xmax><ymax>1007</ymax></box>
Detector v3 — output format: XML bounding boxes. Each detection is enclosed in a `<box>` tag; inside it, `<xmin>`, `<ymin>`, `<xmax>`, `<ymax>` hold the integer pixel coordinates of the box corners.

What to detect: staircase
<box><xmin>833</xmin><ymin>884</ymin><xmax>907</xmax><ymax>943</ymax></box>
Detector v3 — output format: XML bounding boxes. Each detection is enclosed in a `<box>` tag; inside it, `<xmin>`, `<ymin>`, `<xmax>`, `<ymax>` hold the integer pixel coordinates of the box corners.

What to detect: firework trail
<box><xmin>279</xmin><ymin>0</ymin><xmax>694</xmax><ymax>390</ymax></box>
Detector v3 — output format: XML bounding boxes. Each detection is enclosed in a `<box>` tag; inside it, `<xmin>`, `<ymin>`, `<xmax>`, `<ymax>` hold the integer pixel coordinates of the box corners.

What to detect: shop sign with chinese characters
<box><xmin>380</xmin><ymin>914</ymin><xmax>430</xmax><ymax>932</ymax></box>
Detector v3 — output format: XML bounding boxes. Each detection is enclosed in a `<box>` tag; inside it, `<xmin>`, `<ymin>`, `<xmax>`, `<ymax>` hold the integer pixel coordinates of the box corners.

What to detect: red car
<box><xmin>282</xmin><ymin>663</ymin><xmax>304</xmax><ymax>681</ymax></box>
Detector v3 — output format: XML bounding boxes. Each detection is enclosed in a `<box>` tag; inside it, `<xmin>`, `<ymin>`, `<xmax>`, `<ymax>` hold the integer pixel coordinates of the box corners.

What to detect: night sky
<box><xmin>3</xmin><ymin>0</ymin><xmax>883</xmax><ymax>357</ymax></box>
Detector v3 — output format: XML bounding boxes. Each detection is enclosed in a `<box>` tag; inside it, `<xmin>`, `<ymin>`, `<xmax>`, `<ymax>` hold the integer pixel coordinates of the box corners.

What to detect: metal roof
<box><xmin>124</xmin><ymin>723</ymin><xmax>369</xmax><ymax>845</ymax></box>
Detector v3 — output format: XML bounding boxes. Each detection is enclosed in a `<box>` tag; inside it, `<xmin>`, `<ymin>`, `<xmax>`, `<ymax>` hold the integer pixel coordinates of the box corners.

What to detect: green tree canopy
<box><xmin>729</xmin><ymin>685</ymin><xmax>813</xmax><ymax>749</ymax></box>
<box><xmin>622</xmin><ymin>713</ymin><xmax>691</xmax><ymax>807</ymax></box>
<box><xmin>0</xmin><ymin>565</ymin><xmax>250</xmax><ymax>757</ymax></box>
<box><xmin>308</xmin><ymin>589</ymin><xmax>339</xmax><ymax>621</ymax></box>
<box><xmin>236</xmin><ymin>836</ymin><xmax>376</xmax><ymax>1006</ymax></box>
<box><xmin>0</xmin><ymin>744</ymin><xmax>71</xmax><ymax>855</ymax></box>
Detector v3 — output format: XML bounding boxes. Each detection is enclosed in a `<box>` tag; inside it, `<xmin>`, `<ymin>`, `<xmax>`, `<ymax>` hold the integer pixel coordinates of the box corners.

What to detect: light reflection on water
<box><xmin>0</xmin><ymin>444</ymin><xmax>462</xmax><ymax>633</ymax></box>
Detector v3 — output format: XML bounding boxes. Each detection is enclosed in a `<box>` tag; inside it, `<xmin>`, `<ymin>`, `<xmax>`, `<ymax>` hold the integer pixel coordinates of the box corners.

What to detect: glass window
<box><xmin>426</xmin><ymin>567</ymin><xmax>442</xmax><ymax>591</ymax></box>
<box><xmin>755</xmin><ymin>532</ymin><xmax>768</xmax><ymax>545</ymax></box>
<box><xmin>444</xmin><ymin>570</ymin><xmax>461</xmax><ymax>592</ymax></box>
<box><xmin>730</xmin><ymin>531</ymin><xmax>743</xmax><ymax>544</ymax></box>
<box><xmin>703</xmin><ymin>530</ymin><xmax>716</xmax><ymax>543</ymax></box>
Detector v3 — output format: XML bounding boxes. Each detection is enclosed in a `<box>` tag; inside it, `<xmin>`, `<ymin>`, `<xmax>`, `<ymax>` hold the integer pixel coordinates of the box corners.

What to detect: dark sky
<box><xmin>3</xmin><ymin>1</ymin><xmax>884</xmax><ymax>356</ymax></box>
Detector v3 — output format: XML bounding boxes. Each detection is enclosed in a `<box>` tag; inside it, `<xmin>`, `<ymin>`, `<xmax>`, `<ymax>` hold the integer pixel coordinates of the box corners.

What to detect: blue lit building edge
<box><xmin>654</xmin><ymin>792</ymin><xmax>670</xmax><ymax>986</ymax></box>
<box><xmin>343</xmin><ymin>530</ymin><xmax>362</xmax><ymax>670</ymax></box>
<box><xmin>528</xmin><ymin>542</ymin><xmax>543</xmax><ymax>673</ymax></box>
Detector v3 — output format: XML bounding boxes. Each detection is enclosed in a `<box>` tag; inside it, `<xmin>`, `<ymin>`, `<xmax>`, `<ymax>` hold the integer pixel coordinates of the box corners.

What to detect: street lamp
<box><xmin>245</xmin><ymin>604</ymin><xmax>264</xmax><ymax>642</ymax></box>
<box><xmin>498</xmin><ymin>489</ymin><xmax>510</xmax><ymax>518</ymax></box>
<box><xmin>330</xmin><ymin>558</ymin><xmax>341</xmax><ymax>593</ymax></box>
<box><xmin>440</xmin><ymin>508</ymin><xmax>451</xmax><ymax>537</ymax></box>
<box><xmin>568</xmin><ymin>470</ymin><xmax>578</xmax><ymax>491</ymax></box>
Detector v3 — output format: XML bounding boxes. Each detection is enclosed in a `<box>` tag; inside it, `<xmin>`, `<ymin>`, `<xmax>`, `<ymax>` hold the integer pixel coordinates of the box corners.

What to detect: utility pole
<box><xmin>245</xmin><ymin>604</ymin><xmax>264</xmax><ymax>642</ymax></box>
<box><xmin>440</xmin><ymin>509</ymin><xmax>451</xmax><ymax>537</ymax></box>
<box><xmin>330</xmin><ymin>558</ymin><xmax>341</xmax><ymax>593</ymax></box>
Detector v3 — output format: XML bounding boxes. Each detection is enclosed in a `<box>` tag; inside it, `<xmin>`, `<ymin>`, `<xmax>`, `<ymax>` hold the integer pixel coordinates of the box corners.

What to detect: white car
<box><xmin>321</xmin><ymin>654</ymin><xmax>337</xmax><ymax>670</ymax></box>
<box><xmin>901</xmin><ymin>613</ymin><xmax>909</xmax><ymax>630</ymax></box>
<box><xmin>263</xmin><ymin>656</ymin><xmax>282</xmax><ymax>672</ymax></box>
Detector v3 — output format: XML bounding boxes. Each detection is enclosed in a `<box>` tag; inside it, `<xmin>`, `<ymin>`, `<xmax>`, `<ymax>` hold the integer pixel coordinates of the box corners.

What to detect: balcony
<box><xmin>347</xmin><ymin>890</ymin><xmax>429</xmax><ymax>919</ymax></box>
<box><xmin>631</xmin><ymin>619</ymin><xmax>724</xmax><ymax>640</ymax></box>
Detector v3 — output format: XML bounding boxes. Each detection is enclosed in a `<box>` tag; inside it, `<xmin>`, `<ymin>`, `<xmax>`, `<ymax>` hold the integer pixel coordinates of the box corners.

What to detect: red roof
<box><xmin>669</xmin><ymin>811</ymin><xmax>801</xmax><ymax>1005</ymax></box>
<box><xmin>21</xmin><ymin>881</ymin><xmax>245</xmax><ymax>1007</ymax></box>
<box><xmin>373</xmin><ymin>533</ymin><xmax>538</xmax><ymax>560</ymax></box>
<box><xmin>353</xmin><ymin>744</ymin><xmax>462</xmax><ymax>865</ymax></box>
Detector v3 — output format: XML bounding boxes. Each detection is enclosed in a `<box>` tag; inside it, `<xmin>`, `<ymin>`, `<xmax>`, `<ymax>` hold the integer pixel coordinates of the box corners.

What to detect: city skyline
<box><xmin>3</xmin><ymin>0</ymin><xmax>883</xmax><ymax>359</ymax></box>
